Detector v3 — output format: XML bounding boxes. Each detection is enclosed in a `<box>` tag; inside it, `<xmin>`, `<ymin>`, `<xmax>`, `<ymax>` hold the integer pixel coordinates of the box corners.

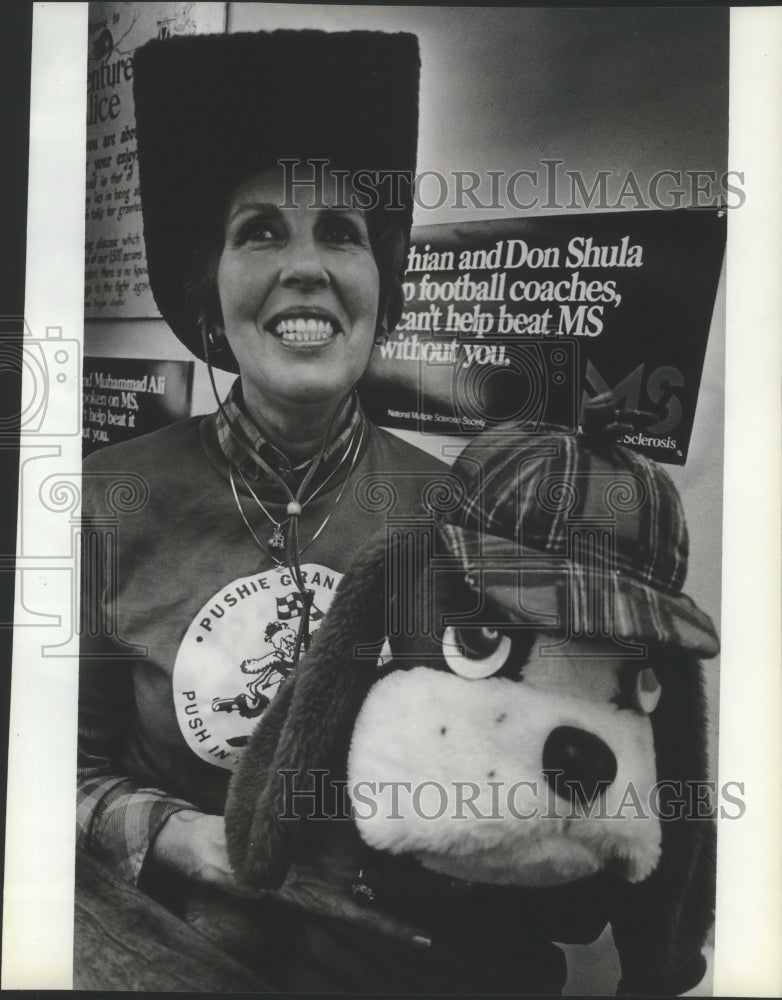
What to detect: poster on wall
<box><xmin>359</xmin><ymin>208</ymin><xmax>726</xmax><ymax>465</ymax></box>
<box><xmin>84</xmin><ymin>1</ymin><xmax>226</xmax><ymax>317</ymax></box>
<box><xmin>82</xmin><ymin>356</ymin><xmax>194</xmax><ymax>455</ymax></box>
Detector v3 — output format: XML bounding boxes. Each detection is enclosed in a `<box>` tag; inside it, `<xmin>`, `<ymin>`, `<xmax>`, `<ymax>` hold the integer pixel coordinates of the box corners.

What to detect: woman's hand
<box><xmin>151</xmin><ymin>812</ymin><xmax>431</xmax><ymax>948</ymax></box>
<box><xmin>277</xmin><ymin>859</ymin><xmax>432</xmax><ymax>951</ymax></box>
<box><xmin>149</xmin><ymin>809</ymin><xmax>262</xmax><ymax>898</ymax></box>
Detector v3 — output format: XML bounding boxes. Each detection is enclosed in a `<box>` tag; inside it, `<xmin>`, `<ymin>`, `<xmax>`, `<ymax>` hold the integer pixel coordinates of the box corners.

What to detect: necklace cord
<box><xmin>204</xmin><ymin>329</ymin><xmax>361</xmax><ymax>666</ymax></box>
<box><xmin>230</xmin><ymin>420</ymin><xmax>364</xmax><ymax>565</ymax></box>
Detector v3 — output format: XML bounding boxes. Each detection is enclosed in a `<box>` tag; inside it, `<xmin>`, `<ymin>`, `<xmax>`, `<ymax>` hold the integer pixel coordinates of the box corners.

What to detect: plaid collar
<box><xmin>215</xmin><ymin>379</ymin><xmax>362</xmax><ymax>484</ymax></box>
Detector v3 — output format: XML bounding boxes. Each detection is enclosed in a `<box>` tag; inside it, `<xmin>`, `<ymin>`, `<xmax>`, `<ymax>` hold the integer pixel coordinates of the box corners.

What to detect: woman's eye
<box><xmin>441</xmin><ymin>625</ymin><xmax>512</xmax><ymax>680</ymax></box>
<box><xmin>236</xmin><ymin>220</ymin><xmax>277</xmax><ymax>244</ymax></box>
<box><xmin>319</xmin><ymin>217</ymin><xmax>365</xmax><ymax>246</ymax></box>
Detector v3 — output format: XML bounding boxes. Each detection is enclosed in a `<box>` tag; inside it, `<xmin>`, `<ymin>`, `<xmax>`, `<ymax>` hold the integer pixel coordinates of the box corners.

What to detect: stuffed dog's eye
<box><xmin>441</xmin><ymin>625</ymin><xmax>512</xmax><ymax>679</ymax></box>
<box><xmin>634</xmin><ymin>667</ymin><xmax>661</xmax><ymax>714</ymax></box>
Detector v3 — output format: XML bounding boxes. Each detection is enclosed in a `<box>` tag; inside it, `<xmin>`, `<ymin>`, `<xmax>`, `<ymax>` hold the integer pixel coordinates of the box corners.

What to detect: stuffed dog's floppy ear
<box><xmin>609</xmin><ymin>651</ymin><xmax>716</xmax><ymax>996</ymax></box>
<box><xmin>225</xmin><ymin>533</ymin><xmax>402</xmax><ymax>888</ymax></box>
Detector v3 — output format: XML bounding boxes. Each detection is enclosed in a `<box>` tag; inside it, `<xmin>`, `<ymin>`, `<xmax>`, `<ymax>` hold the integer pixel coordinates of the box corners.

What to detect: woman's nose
<box><xmin>278</xmin><ymin>237</ymin><xmax>329</xmax><ymax>289</ymax></box>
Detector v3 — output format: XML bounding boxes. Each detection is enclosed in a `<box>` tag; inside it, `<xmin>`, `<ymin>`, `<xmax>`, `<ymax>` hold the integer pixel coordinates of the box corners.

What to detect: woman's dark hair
<box><xmin>185</xmin><ymin>214</ymin><xmax>225</xmax><ymax>346</ymax></box>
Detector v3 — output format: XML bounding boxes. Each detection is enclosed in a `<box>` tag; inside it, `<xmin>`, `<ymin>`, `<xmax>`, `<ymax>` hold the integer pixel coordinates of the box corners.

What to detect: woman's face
<box><xmin>216</xmin><ymin>166</ymin><xmax>381</xmax><ymax>412</ymax></box>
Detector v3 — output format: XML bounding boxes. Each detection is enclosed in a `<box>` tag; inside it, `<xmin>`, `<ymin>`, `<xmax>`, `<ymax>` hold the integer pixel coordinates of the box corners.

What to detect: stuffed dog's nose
<box><xmin>542</xmin><ymin>726</ymin><xmax>618</xmax><ymax>807</ymax></box>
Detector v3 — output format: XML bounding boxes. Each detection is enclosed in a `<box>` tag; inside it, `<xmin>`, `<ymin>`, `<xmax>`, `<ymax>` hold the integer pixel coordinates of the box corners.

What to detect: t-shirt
<box><xmin>77</xmin><ymin>411</ymin><xmax>448</xmax><ymax>879</ymax></box>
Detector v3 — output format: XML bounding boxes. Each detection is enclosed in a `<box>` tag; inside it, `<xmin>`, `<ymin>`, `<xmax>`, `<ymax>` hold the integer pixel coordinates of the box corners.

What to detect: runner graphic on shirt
<box><xmin>211</xmin><ymin>591</ymin><xmax>323</xmax><ymax>721</ymax></box>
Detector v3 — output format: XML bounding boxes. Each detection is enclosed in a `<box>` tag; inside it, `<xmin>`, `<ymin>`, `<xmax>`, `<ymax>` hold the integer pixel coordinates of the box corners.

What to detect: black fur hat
<box><xmin>132</xmin><ymin>31</ymin><xmax>421</xmax><ymax>370</ymax></box>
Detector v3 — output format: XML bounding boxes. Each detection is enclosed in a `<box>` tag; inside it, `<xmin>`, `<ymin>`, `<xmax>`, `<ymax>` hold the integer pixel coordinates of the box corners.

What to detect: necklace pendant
<box><xmin>269</xmin><ymin>525</ymin><xmax>285</xmax><ymax>549</ymax></box>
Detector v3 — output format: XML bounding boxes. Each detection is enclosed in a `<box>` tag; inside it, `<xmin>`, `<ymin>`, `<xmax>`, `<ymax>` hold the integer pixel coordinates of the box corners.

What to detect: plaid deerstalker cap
<box><xmin>132</xmin><ymin>30</ymin><xmax>421</xmax><ymax>370</ymax></box>
<box><xmin>438</xmin><ymin>424</ymin><xmax>720</xmax><ymax>657</ymax></box>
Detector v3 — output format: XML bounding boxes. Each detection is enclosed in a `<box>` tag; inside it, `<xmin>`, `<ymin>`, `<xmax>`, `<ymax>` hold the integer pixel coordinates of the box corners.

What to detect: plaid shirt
<box><xmin>76</xmin><ymin>381</ymin><xmax>363</xmax><ymax>883</ymax></box>
<box><xmin>76</xmin><ymin>685</ymin><xmax>197</xmax><ymax>882</ymax></box>
<box><xmin>215</xmin><ymin>379</ymin><xmax>361</xmax><ymax>484</ymax></box>
<box><xmin>75</xmin><ymin>773</ymin><xmax>194</xmax><ymax>884</ymax></box>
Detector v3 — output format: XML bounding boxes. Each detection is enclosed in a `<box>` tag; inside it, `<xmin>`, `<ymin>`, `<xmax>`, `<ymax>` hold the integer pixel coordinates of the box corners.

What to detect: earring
<box><xmin>197</xmin><ymin>309</ymin><xmax>227</xmax><ymax>353</ymax></box>
<box><xmin>207</xmin><ymin>327</ymin><xmax>227</xmax><ymax>350</ymax></box>
<box><xmin>374</xmin><ymin>321</ymin><xmax>389</xmax><ymax>346</ymax></box>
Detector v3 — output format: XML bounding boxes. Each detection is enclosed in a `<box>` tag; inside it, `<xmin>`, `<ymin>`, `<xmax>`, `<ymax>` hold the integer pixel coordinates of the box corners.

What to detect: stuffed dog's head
<box><xmin>349</xmin><ymin>608</ymin><xmax>663</xmax><ymax>888</ymax></box>
<box><xmin>225</xmin><ymin>425</ymin><xmax>719</xmax><ymax>899</ymax></box>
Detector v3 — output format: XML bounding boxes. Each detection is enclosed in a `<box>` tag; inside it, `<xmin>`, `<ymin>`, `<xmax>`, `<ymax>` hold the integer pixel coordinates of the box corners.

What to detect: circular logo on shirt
<box><xmin>173</xmin><ymin>564</ymin><xmax>342</xmax><ymax>770</ymax></box>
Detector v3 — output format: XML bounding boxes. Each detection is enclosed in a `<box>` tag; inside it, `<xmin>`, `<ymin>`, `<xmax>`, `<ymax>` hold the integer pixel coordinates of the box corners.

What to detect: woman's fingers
<box><xmin>154</xmin><ymin>812</ymin><xmax>431</xmax><ymax>946</ymax></box>
<box><xmin>278</xmin><ymin>862</ymin><xmax>432</xmax><ymax>950</ymax></box>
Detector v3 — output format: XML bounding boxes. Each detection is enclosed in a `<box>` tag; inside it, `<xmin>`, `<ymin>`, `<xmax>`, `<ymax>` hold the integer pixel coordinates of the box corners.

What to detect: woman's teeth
<box><xmin>275</xmin><ymin>317</ymin><xmax>335</xmax><ymax>343</ymax></box>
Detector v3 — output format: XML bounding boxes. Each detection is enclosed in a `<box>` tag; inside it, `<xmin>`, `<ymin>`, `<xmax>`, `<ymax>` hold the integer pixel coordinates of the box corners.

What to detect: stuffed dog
<box><xmin>224</xmin><ymin>416</ymin><xmax>720</xmax><ymax>995</ymax></box>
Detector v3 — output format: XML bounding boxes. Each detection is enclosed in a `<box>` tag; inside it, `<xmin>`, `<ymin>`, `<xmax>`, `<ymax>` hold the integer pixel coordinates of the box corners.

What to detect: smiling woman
<box><xmin>75</xmin><ymin>29</ymin><xmax>449</xmax><ymax>992</ymax></box>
